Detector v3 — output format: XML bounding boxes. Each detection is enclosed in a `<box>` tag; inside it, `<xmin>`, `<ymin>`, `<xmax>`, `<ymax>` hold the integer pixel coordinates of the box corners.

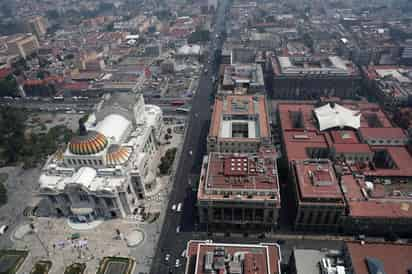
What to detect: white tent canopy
<box><xmin>314</xmin><ymin>103</ymin><xmax>361</xmax><ymax>131</ymax></box>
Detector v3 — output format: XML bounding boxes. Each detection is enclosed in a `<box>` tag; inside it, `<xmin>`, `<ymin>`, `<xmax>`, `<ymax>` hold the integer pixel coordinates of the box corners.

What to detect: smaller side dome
<box><xmin>106</xmin><ymin>145</ymin><xmax>132</xmax><ymax>166</ymax></box>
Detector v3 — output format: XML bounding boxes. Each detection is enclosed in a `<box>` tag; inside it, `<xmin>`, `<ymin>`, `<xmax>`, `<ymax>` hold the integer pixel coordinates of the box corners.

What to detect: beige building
<box><xmin>27</xmin><ymin>16</ymin><xmax>48</xmax><ymax>38</ymax></box>
<box><xmin>207</xmin><ymin>95</ymin><xmax>271</xmax><ymax>154</ymax></box>
<box><xmin>7</xmin><ymin>34</ymin><xmax>40</xmax><ymax>59</ymax></box>
<box><xmin>197</xmin><ymin>147</ymin><xmax>280</xmax><ymax>231</ymax></box>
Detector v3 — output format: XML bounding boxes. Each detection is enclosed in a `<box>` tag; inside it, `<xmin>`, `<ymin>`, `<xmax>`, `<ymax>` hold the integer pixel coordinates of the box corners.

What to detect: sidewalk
<box><xmin>208</xmin><ymin>231</ymin><xmax>391</xmax><ymax>243</ymax></box>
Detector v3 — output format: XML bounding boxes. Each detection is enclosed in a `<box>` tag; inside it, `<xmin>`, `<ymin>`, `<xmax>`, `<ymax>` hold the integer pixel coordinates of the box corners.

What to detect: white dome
<box><xmin>95</xmin><ymin>114</ymin><xmax>131</xmax><ymax>142</ymax></box>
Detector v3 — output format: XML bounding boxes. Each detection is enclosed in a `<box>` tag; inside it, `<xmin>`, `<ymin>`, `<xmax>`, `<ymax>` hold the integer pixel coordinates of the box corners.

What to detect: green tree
<box><xmin>188</xmin><ymin>29</ymin><xmax>210</xmax><ymax>44</ymax></box>
<box><xmin>0</xmin><ymin>76</ymin><xmax>18</xmax><ymax>97</ymax></box>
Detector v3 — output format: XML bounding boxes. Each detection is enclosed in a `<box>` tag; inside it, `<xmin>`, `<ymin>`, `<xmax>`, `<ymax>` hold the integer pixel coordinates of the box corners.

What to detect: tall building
<box><xmin>6</xmin><ymin>34</ymin><xmax>40</xmax><ymax>59</ymax></box>
<box><xmin>207</xmin><ymin>95</ymin><xmax>271</xmax><ymax>153</ymax></box>
<box><xmin>27</xmin><ymin>16</ymin><xmax>48</xmax><ymax>38</ymax></box>
<box><xmin>184</xmin><ymin>240</ymin><xmax>282</xmax><ymax>274</ymax></box>
<box><xmin>38</xmin><ymin>93</ymin><xmax>163</xmax><ymax>221</ymax></box>
<box><xmin>271</xmin><ymin>56</ymin><xmax>360</xmax><ymax>99</ymax></box>
<box><xmin>197</xmin><ymin>147</ymin><xmax>280</xmax><ymax>231</ymax></box>
<box><xmin>290</xmin><ymin>159</ymin><xmax>346</xmax><ymax>232</ymax></box>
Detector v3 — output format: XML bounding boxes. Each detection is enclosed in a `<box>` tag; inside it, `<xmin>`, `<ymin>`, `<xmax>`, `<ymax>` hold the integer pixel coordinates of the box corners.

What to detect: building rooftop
<box><xmin>341</xmin><ymin>169</ymin><xmax>412</xmax><ymax>219</ymax></box>
<box><xmin>345</xmin><ymin>241</ymin><xmax>412</xmax><ymax>274</ymax></box>
<box><xmin>185</xmin><ymin>241</ymin><xmax>281</xmax><ymax>274</ymax></box>
<box><xmin>198</xmin><ymin>147</ymin><xmax>280</xmax><ymax>202</ymax></box>
<box><xmin>292</xmin><ymin>159</ymin><xmax>345</xmax><ymax>203</ymax></box>
<box><xmin>364</xmin><ymin>65</ymin><xmax>412</xmax><ymax>100</ymax></box>
<box><xmin>359</xmin><ymin>127</ymin><xmax>407</xmax><ymax>140</ymax></box>
<box><xmin>293</xmin><ymin>249</ymin><xmax>345</xmax><ymax>274</ymax></box>
<box><xmin>209</xmin><ymin>95</ymin><xmax>270</xmax><ymax>140</ymax></box>
<box><xmin>221</xmin><ymin>64</ymin><xmax>264</xmax><ymax>88</ymax></box>
<box><xmin>272</xmin><ymin>56</ymin><xmax>358</xmax><ymax>77</ymax></box>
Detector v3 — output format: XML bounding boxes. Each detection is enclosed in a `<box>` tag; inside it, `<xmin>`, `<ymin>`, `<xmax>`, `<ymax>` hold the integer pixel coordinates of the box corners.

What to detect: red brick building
<box><xmin>184</xmin><ymin>240</ymin><xmax>281</xmax><ymax>274</ymax></box>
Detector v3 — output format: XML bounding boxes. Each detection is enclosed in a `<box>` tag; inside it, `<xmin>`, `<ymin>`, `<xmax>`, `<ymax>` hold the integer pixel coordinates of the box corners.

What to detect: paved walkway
<box><xmin>13</xmin><ymin>218</ymin><xmax>134</xmax><ymax>274</ymax></box>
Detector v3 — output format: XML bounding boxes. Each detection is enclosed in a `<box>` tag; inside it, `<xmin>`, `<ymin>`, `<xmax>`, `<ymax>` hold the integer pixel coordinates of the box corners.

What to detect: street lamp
<box><xmin>30</xmin><ymin>223</ymin><xmax>49</xmax><ymax>257</ymax></box>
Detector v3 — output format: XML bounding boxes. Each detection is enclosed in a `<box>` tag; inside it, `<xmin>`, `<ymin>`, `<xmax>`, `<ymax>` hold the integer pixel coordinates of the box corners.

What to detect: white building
<box><xmin>38</xmin><ymin>93</ymin><xmax>163</xmax><ymax>221</ymax></box>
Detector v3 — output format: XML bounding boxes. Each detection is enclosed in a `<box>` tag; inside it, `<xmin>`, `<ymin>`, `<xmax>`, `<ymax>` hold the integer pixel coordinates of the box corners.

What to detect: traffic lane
<box><xmin>153</xmin><ymin>90</ymin><xmax>213</xmax><ymax>271</ymax></box>
<box><xmin>151</xmin><ymin>2</ymin><xmax>227</xmax><ymax>273</ymax></box>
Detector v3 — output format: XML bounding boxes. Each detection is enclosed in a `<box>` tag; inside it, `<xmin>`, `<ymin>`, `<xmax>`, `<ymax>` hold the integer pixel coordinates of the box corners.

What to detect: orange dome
<box><xmin>106</xmin><ymin>145</ymin><xmax>132</xmax><ymax>166</ymax></box>
<box><xmin>68</xmin><ymin>131</ymin><xmax>108</xmax><ymax>155</ymax></box>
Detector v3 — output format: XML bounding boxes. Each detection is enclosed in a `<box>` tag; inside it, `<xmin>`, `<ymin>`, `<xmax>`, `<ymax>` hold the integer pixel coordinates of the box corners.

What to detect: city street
<box><xmin>149</xmin><ymin>1</ymin><xmax>233</xmax><ymax>273</ymax></box>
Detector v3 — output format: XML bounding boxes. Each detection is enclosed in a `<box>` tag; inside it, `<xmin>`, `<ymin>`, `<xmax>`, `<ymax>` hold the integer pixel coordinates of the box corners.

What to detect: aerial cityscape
<box><xmin>0</xmin><ymin>0</ymin><xmax>412</xmax><ymax>273</ymax></box>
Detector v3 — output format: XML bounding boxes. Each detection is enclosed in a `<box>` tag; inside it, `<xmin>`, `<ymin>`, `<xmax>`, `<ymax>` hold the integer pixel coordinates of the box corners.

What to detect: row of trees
<box><xmin>158</xmin><ymin>148</ymin><xmax>177</xmax><ymax>175</ymax></box>
<box><xmin>0</xmin><ymin>107</ymin><xmax>73</xmax><ymax>168</ymax></box>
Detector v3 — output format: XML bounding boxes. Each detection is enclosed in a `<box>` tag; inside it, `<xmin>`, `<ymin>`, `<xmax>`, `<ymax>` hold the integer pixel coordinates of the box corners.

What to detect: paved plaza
<box><xmin>0</xmin><ymin>122</ymin><xmax>185</xmax><ymax>274</ymax></box>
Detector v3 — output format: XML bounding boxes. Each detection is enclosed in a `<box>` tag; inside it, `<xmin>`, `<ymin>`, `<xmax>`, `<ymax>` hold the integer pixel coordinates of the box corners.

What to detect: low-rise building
<box><xmin>184</xmin><ymin>240</ymin><xmax>281</xmax><ymax>274</ymax></box>
<box><xmin>278</xmin><ymin>100</ymin><xmax>412</xmax><ymax>235</ymax></box>
<box><xmin>343</xmin><ymin>241</ymin><xmax>412</xmax><ymax>274</ymax></box>
<box><xmin>364</xmin><ymin>65</ymin><xmax>412</xmax><ymax>106</ymax></box>
<box><xmin>38</xmin><ymin>93</ymin><xmax>163</xmax><ymax>221</ymax></box>
<box><xmin>271</xmin><ymin>56</ymin><xmax>360</xmax><ymax>99</ymax></box>
<box><xmin>207</xmin><ymin>95</ymin><xmax>271</xmax><ymax>153</ymax></box>
<box><xmin>198</xmin><ymin>147</ymin><xmax>280</xmax><ymax>231</ymax></box>
<box><xmin>289</xmin><ymin>248</ymin><xmax>346</xmax><ymax>274</ymax></box>
<box><xmin>219</xmin><ymin>64</ymin><xmax>265</xmax><ymax>94</ymax></box>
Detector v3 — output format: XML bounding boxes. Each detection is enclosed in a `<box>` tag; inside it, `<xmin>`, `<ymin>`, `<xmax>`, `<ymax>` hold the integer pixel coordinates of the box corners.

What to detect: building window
<box><xmin>79</xmin><ymin>194</ymin><xmax>89</xmax><ymax>202</ymax></box>
<box><xmin>49</xmin><ymin>196</ymin><xmax>57</xmax><ymax>204</ymax></box>
<box><xmin>99</xmin><ymin>160</ymin><xmax>103</xmax><ymax>165</ymax></box>
<box><xmin>298</xmin><ymin>212</ymin><xmax>304</xmax><ymax>223</ymax></box>
<box><xmin>105</xmin><ymin>198</ymin><xmax>114</xmax><ymax>207</ymax></box>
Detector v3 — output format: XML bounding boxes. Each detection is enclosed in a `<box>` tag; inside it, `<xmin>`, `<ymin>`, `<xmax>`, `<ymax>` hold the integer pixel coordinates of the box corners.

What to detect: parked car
<box><xmin>0</xmin><ymin>225</ymin><xmax>9</xmax><ymax>235</ymax></box>
<box><xmin>177</xmin><ymin>203</ymin><xmax>182</xmax><ymax>212</ymax></box>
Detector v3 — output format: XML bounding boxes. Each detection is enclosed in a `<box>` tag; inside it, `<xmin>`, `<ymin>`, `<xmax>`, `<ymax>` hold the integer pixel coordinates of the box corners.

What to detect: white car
<box><xmin>177</xmin><ymin>203</ymin><xmax>182</xmax><ymax>212</ymax></box>
<box><xmin>181</xmin><ymin>249</ymin><xmax>187</xmax><ymax>258</ymax></box>
<box><xmin>171</xmin><ymin>204</ymin><xmax>177</xmax><ymax>211</ymax></box>
<box><xmin>165</xmin><ymin>254</ymin><xmax>171</xmax><ymax>262</ymax></box>
<box><xmin>0</xmin><ymin>225</ymin><xmax>9</xmax><ymax>235</ymax></box>
<box><xmin>175</xmin><ymin>259</ymin><xmax>180</xmax><ymax>268</ymax></box>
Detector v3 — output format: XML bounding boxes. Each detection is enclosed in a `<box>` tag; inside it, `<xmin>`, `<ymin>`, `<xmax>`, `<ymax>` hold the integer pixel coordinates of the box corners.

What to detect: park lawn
<box><xmin>63</xmin><ymin>263</ymin><xmax>86</xmax><ymax>274</ymax></box>
<box><xmin>96</xmin><ymin>257</ymin><xmax>135</xmax><ymax>274</ymax></box>
<box><xmin>0</xmin><ymin>250</ymin><xmax>28</xmax><ymax>274</ymax></box>
<box><xmin>31</xmin><ymin>260</ymin><xmax>52</xmax><ymax>274</ymax></box>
